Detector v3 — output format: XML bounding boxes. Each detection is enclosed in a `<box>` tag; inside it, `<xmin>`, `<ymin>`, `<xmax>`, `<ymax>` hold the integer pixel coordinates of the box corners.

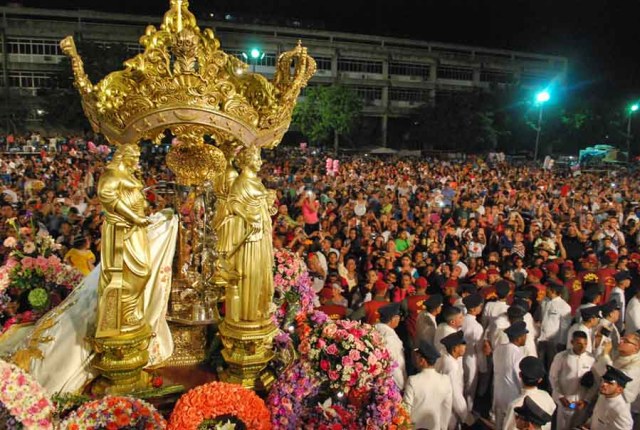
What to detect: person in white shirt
<box><xmin>437</xmin><ymin>331</ymin><xmax>471</xmax><ymax>430</ymax></box>
<box><xmin>461</xmin><ymin>293</ymin><xmax>484</xmax><ymax>412</ymax></box>
<box><xmin>594</xmin><ymin>301</ymin><xmax>622</xmax><ymax>359</ymax></box>
<box><xmin>513</xmin><ymin>396</ymin><xmax>553</xmax><ymax>430</ymax></box>
<box><xmin>611</xmin><ymin>272</ymin><xmax>631</xmax><ymax>333</ymax></box>
<box><xmin>434</xmin><ymin>305</ymin><xmax>464</xmax><ymax>354</ymax></box>
<box><xmin>404</xmin><ymin>341</ymin><xmax>453</xmax><ymax>430</ymax></box>
<box><xmin>415</xmin><ymin>294</ymin><xmax>443</xmax><ymax>346</ymax></box>
<box><xmin>504</xmin><ymin>357</ymin><xmax>556</xmax><ymax>430</ymax></box>
<box><xmin>538</xmin><ymin>282</ymin><xmax>572</xmax><ymax>369</ymax></box>
<box><xmin>625</xmin><ymin>289</ymin><xmax>640</xmax><ymax>334</ymax></box>
<box><xmin>374</xmin><ymin>302</ymin><xmax>406</xmax><ymax>390</ymax></box>
<box><xmin>588</xmin><ymin>365</ymin><xmax>633</xmax><ymax>430</ymax></box>
<box><xmin>549</xmin><ymin>330</ymin><xmax>595</xmax><ymax>430</ymax></box>
<box><xmin>482</xmin><ymin>280</ymin><xmax>511</xmax><ymax>329</ymax></box>
<box><xmin>566</xmin><ymin>306</ymin><xmax>601</xmax><ymax>354</ymax></box>
<box><xmin>493</xmin><ymin>321</ymin><xmax>527</xmax><ymax>430</ymax></box>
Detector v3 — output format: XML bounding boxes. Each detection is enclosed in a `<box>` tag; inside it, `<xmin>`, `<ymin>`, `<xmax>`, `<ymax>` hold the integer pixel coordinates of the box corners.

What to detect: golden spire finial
<box><xmin>176</xmin><ymin>0</ymin><xmax>183</xmax><ymax>32</ymax></box>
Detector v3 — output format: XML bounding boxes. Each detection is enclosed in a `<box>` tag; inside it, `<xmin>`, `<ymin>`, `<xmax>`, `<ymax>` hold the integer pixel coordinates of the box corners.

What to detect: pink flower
<box><xmin>326</xmin><ymin>344</ymin><xmax>338</xmax><ymax>355</ymax></box>
<box><xmin>342</xmin><ymin>356</ymin><xmax>354</xmax><ymax>367</ymax></box>
<box><xmin>328</xmin><ymin>370</ymin><xmax>339</xmax><ymax>381</ymax></box>
<box><xmin>349</xmin><ymin>349</ymin><xmax>361</xmax><ymax>361</ymax></box>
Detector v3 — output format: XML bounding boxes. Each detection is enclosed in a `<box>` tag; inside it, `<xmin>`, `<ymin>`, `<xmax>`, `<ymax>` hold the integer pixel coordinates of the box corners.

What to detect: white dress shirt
<box><xmin>493</xmin><ymin>342</ymin><xmax>524</xmax><ymax>430</ymax></box>
<box><xmin>549</xmin><ymin>349</ymin><xmax>595</xmax><ymax>430</ymax></box>
<box><xmin>404</xmin><ymin>367</ymin><xmax>453</xmax><ymax>430</ymax></box>
<box><xmin>503</xmin><ymin>387</ymin><xmax>556</xmax><ymax>430</ymax></box>
<box><xmin>436</xmin><ymin>352</ymin><xmax>468</xmax><ymax>430</ymax></box>
<box><xmin>375</xmin><ymin>322</ymin><xmax>407</xmax><ymax>390</ymax></box>
<box><xmin>539</xmin><ymin>296</ymin><xmax>572</xmax><ymax>345</ymax></box>
<box><xmin>590</xmin><ymin>394</ymin><xmax>633</xmax><ymax>430</ymax></box>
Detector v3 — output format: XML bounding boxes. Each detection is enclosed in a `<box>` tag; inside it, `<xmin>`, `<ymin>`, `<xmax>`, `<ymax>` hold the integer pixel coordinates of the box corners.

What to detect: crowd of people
<box><xmin>1</xmin><ymin>135</ymin><xmax>640</xmax><ymax>430</ymax></box>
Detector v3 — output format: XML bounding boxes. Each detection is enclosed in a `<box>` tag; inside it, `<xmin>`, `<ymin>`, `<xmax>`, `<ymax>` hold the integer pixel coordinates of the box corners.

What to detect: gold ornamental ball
<box><xmin>166</xmin><ymin>141</ymin><xmax>226</xmax><ymax>186</ymax></box>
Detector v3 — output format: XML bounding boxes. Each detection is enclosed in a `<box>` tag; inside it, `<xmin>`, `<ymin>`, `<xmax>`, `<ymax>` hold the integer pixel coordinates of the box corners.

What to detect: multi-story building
<box><xmin>0</xmin><ymin>6</ymin><xmax>567</xmax><ymax>145</ymax></box>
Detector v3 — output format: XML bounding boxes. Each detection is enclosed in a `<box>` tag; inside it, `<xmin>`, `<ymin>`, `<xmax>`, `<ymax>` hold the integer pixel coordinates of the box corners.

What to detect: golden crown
<box><xmin>59</xmin><ymin>0</ymin><xmax>316</xmax><ymax>152</ymax></box>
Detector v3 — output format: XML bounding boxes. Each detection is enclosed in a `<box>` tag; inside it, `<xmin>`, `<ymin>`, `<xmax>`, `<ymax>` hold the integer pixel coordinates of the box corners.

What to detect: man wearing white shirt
<box><xmin>549</xmin><ymin>330</ymin><xmax>595</xmax><ymax>430</ymax></box>
<box><xmin>625</xmin><ymin>289</ymin><xmax>640</xmax><ymax>334</ymax></box>
<box><xmin>538</xmin><ymin>282</ymin><xmax>572</xmax><ymax>369</ymax></box>
<box><xmin>374</xmin><ymin>302</ymin><xmax>406</xmax><ymax>390</ymax></box>
<box><xmin>504</xmin><ymin>357</ymin><xmax>556</xmax><ymax>430</ymax></box>
<box><xmin>566</xmin><ymin>306</ymin><xmax>601</xmax><ymax>354</ymax></box>
<box><xmin>493</xmin><ymin>321</ymin><xmax>527</xmax><ymax>430</ymax></box>
<box><xmin>404</xmin><ymin>341</ymin><xmax>452</xmax><ymax>430</ymax></box>
<box><xmin>461</xmin><ymin>293</ymin><xmax>484</xmax><ymax>412</ymax></box>
<box><xmin>434</xmin><ymin>306</ymin><xmax>464</xmax><ymax>354</ymax></box>
<box><xmin>611</xmin><ymin>272</ymin><xmax>631</xmax><ymax>333</ymax></box>
<box><xmin>437</xmin><ymin>331</ymin><xmax>470</xmax><ymax>430</ymax></box>
<box><xmin>482</xmin><ymin>280</ymin><xmax>511</xmax><ymax>329</ymax></box>
<box><xmin>415</xmin><ymin>294</ymin><xmax>443</xmax><ymax>346</ymax></box>
<box><xmin>588</xmin><ymin>366</ymin><xmax>633</xmax><ymax>430</ymax></box>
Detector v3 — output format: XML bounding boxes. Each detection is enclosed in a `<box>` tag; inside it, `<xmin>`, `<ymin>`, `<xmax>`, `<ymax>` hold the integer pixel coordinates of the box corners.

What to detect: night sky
<box><xmin>16</xmin><ymin>0</ymin><xmax>640</xmax><ymax>100</ymax></box>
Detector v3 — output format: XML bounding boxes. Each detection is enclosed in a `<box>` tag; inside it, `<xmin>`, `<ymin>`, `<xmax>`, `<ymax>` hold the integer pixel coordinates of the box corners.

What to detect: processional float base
<box><xmin>90</xmin><ymin>324</ymin><xmax>152</xmax><ymax>395</ymax></box>
<box><xmin>218</xmin><ymin>318</ymin><xmax>277</xmax><ymax>391</ymax></box>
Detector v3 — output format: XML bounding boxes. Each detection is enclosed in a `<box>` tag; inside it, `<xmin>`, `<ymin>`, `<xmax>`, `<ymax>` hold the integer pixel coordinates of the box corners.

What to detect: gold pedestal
<box><xmin>218</xmin><ymin>319</ymin><xmax>277</xmax><ymax>390</ymax></box>
<box><xmin>91</xmin><ymin>324</ymin><xmax>152</xmax><ymax>395</ymax></box>
<box><xmin>165</xmin><ymin>317</ymin><xmax>215</xmax><ymax>367</ymax></box>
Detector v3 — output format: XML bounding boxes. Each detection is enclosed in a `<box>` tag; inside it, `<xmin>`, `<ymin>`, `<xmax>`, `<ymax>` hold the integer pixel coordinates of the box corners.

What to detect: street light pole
<box><xmin>534</xmin><ymin>90</ymin><xmax>550</xmax><ymax>163</ymax></box>
<box><xmin>627</xmin><ymin>103</ymin><xmax>639</xmax><ymax>163</ymax></box>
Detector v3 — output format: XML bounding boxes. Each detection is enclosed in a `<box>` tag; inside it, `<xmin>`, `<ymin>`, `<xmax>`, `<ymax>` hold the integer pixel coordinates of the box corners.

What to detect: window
<box><xmin>315</xmin><ymin>57</ymin><xmax>332</xmax><ymax>71</ymax></box>
<box><xmin>353</xmin><ymin>86</ymin><xmax>382</xmax><ymax>102</ymax></box>
<box><xmin>437</xmin><ymin>66</ymin><xmax>473</xmax><ymax>81</ymax></box>
<box><xmin>389</xmin><ymin>62</ymin><xmax>430</xmax><ymax>79</ymax></box>
<box><xmin>337</xmin><ymin>59</ymin><xmax>383</xmax><ymax>74</ymax></box>
<box><xmin>389</xmin><ymin>88</ymin><xmax>429</xmax><ymax>103</ymax></box>
<box><xmin>8</xmin><ymin>71</ymin><xmax>54</xmax><ymax>90</ymax></box>
<box><xmin>480</xmin><ymin>70</ymin><xmax>513</xmax><ymax>84</ymax></box>
<box><xmin>7</xmin><ymin>38</ymin><xmax>62</xmax><ymax>57</ymax></box>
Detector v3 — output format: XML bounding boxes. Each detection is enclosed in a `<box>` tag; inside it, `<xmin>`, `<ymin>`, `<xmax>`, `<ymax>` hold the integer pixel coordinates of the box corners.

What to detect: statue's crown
<box><xmin>60</xmin><ymin>0</ymin><xmax>316</xmax><ymax>150</ymax></box>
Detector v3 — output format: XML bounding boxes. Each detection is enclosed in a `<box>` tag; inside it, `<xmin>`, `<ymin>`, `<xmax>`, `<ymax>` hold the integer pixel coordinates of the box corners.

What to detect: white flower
<box><xmin>23</xmin><ymin>241</ymin><xmax>36</xmax><ymax>254</ymax></box>
<box><xmin>3</xmin><ymin>236</ymin><xmax>17</xmax><ymax>248</ymax></box>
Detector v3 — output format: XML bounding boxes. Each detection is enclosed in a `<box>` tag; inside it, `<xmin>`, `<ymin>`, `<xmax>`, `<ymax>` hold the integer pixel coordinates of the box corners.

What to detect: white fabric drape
<box><xmin>10</xmin><ymin>211</ymin><xmax>178</xmax><ymax>394</ymax></box>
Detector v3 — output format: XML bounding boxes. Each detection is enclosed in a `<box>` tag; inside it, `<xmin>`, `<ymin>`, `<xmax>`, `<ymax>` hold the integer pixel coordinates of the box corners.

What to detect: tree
<box><xmin>292</xmin><ymin>85</ymin><xmax>363</xmax><ymax>151</ymax></box>
<box><xmin>39</xmin><ymin>40</ymin><xmax>133</xmax><ymax>131</ymax></box>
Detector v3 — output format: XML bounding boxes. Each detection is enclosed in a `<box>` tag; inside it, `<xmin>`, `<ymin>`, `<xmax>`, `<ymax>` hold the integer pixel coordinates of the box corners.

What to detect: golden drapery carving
<box><xmin>96</xmin><ymin>144</ymin><xmax>151</xmax><ymax>338</ymax></box>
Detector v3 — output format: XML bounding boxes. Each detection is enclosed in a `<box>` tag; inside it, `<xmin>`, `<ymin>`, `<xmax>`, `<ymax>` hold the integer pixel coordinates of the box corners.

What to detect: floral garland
<box><xmin>0</xmin><ymin>359</ymin><xmax>53</xmax><ymax>430</ymax></box>
<box><xmin>60</xmin><ymin>396</ymin><xmax>166</xmax><ymax>430</ymax></box>
<box><xmin>272</xmin><ymin>248</ymin><xmax>315</xmax><ymax>329</ymax></box>
<box><xmin>0</xmin><ymin>219</ymin><xmax>83</xmax><ymax>334</ymax></box>
<box><xmin>267</xmin><ymin>319</ymin><xmax>411</xmax><ymax>429</ymax></box>
<box><xmin>168</xmin><ymin>381</ymin><xmax>271</xmax><ymax>430</ymax></box>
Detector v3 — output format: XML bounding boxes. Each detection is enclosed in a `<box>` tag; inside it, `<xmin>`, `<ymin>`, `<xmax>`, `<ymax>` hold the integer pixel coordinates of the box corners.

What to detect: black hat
<box><xmin>600</xmin><ymin>300</ymin><xmax>621</xmax><ymax>317</ymax></box>
<box><xmin>414</xmin><ymin>340</ymin><xmax>440</xmax><ymax>364</ymax></box>
<box><xmin>495</xmin><ymin>280</ymin><xmax>511</xmax><ymax>298</ymax></box>
<box><xmin>514</xmin><ymin>289</ymin><xmax>533</xmax><ymax>300</ymax></box>
<box><xmin>507</xmin><ymin>305</ymin><xmax>527</xmax><ymax>320</ymax></box>
<box><xmin>504</xmin><ymin>321</ymin><xmax>529</xmax><ymax>340</ymax></box>
<box><xmin>378</xmin><ymin>302</ymin><xmax>401</xmax><ymax>323</ymax></box>
<box><xmin>513</xmin><ymin>298</ymin><xmax>531</xmax><ymax>313</ymax></box>
<box><xmin>602</xmin><ymin>365</ymin><xmax>633</xmax><ymax>388</ymax></box>
<box><xmin>519</xmin><ymin>356</ymin><xmax>545</xmax><ymax>381</ymax></box>
<box><xmin>615</xmin><ymin>271</ymin><xmax>632</xmax><ymax>282</ymax></box>
<box><xmin>580</xmin><ymin>305</ymin><xmax>601</xmax><ymax>321</ymax></box>
<box><xmin>457</xmin><ymin>283</ymin><xmax>477</xmax><ymax>295</ymax></box>
<box><xmin>440</xmin><ymin>331</ymin><xmax>466</xmax><ymax>350</ymax></box>
<box><xmin>425</xmin><ymin>294</ymin><xmax>444</xmax><ymax>312</ymax></box>
<box><xmin>514</xmin><ymin>396</ymin><xmax>552</xmax><ymax>426</ymax></box>
<box><xmin>462</xmin><ymin>293</ymin><xmax>483</xmax><ymax>310</ymax></box>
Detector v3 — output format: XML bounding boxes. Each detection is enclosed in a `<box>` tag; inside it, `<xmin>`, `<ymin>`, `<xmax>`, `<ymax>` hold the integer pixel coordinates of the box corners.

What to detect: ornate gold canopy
<box><xmin>60</xmin><ymin>0</ymin><xmax>316</xmax><ymax>153</ymax></box>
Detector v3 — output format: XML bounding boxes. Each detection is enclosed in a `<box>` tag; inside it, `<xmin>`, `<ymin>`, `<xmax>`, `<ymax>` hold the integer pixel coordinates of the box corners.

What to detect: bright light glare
<box><xmin>631</xmin><ymin>104</ymin><xmax>639</xmax><ymax>112</ymax></box>
<box><xmin>250</xmin><ymin>48</ymin><xmax>261</xmax><ymax>59</ymax></box>
<box><xmin>536</xmin><ymin>91</ymin><xmax>550</xmax><ymax>103</ymax></box>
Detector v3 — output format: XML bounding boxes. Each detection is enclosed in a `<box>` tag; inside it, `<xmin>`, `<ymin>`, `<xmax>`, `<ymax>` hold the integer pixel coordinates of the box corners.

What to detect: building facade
<box><xmin>0</xmin><ymin>6</ymin><xmax>567</xmax><ymax>145</ymax></box>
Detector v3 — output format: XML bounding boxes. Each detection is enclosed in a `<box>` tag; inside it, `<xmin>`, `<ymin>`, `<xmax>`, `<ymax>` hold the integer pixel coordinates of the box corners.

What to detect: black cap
<box><xmin>519</xmin><ymin>356</ymin><xmax>546</xmax><ymax>381</ymax></box>
<box><xmin>440</xmin><ymin>331</ymin><xmax>466</xmax><ymax>350</ymax></box>
<box><xmin>414</xmin><ymin>340</ymin><xmax>440</xmax><ymax>363</ymax></box>
<box><xmin>462</xmin><ymin>293</ymin><xmax>484</xmax><ymax>310</ymax></box>
<box><xmin>514</xmin><ymin>396</ymin><xmax>552</xmax><ymax>426</ymax></box>
<box><xmin>378</xmin><ymin>302</ymin><xmax>401</xmax><ymax>323</ymax></box>
<box><xmin>600</xmin><ymin>300</ymin><xmax>621</xmax><ymax>317</ymax></box>
<box><xmin>514</xmin><ymin>289</ymin><xmax>533</xmax><ymax>300</ymax></box>
<box><xmin>602</xmin><ymin>365</ymin><xmax>633</xmax><ymax>388</ymax></box>
<box><xmin>508</xmin><ymin>305</ymin><xmax>527</xmax><ymax>320</ymax></box>
<box><xmin>425</xmin><ymin>294</ymin><xmax>444</xmax><ymax>312</ymax></box>
<box><xmin>504</xmin><ymin>321</ymin><xmax>529</xmax><ymax>340</ymax></box>
<box><xmin>457</xmin><ymin>283</ymin><xmax>477</xmax><ymax>295</ymax></box>
<box><xmin>580</xmin><ymin>305</ymin><xmax>601</xmax><ymax>321</ymax></box>
<box><xmin>615</xmin><ymin>271</ymin><xmax>632</xmax><ymax>282</ymax></box>
<box><xmin>496</xmin><ymin>280</ymin><xmax>511</xmax><ymax>298</ymax></box>
<box><xmin>513</xmin><ymin>298</ymin><xmax>531</xmax><ymax>313</ymax></box>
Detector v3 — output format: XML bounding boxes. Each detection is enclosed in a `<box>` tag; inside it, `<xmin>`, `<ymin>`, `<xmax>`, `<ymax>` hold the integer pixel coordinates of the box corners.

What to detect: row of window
<box><xmin>0</xmin><ymin>71</ymin><xmax>55</xmax><ymax>90</ymax></box>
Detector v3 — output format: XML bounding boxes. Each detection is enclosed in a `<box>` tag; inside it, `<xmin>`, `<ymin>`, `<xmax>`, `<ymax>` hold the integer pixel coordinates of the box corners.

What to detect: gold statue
<box><xmin>97</xmin><ymin>144</ymin><xmax>151</xmax><ymax>338</ymax></box>
<box><xmin>225</xmin><ymin>146</ymin><xmax>277</xmax><ymax>321</ymax></box>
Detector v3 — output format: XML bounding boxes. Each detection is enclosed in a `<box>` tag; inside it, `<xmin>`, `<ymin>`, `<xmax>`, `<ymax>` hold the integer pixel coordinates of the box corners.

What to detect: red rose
<box><xmin>320</xmin><ymin>359</ymin><xmax>330</xmax><ymax>371</ymax></box>
<box><xmin>151</xmin><ymin>376</ymin><xmax>163</xmax><ymax>388</ymax></box>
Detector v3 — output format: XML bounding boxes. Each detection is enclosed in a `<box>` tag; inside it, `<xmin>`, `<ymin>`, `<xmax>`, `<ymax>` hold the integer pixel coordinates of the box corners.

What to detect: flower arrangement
<box><xmin>272</xmin><ymin>248</ymin><xmax>315</xmax><ymax>329</ymax></box>
<box><xmin>267</xmin><ymin>319</ymin><xmax>411</xmax><ymax>430</ymax></box>
<box><xmin>168</xmin><ymin>381</ymin><xmax>271</xmax><ymax>430</ymax></box>
<box><xmin>0</xmin><ymin>219</ymin><xmax>83</xmax><ymax>334</ymax></box>
<box><xmin>0</xmin><ymin>359</ymin><xmax>53</xmax><ymax>430</ymax></box>
<box><xmin>60</xmin><ymin>396</ymin><xmax>166</xmax><ymax>430</ymax></box>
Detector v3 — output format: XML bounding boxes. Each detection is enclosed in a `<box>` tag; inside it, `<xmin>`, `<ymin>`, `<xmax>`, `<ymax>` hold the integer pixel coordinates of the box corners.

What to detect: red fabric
<box><xmin>364</xmin><ymin>300</ymin><xmax>390</xmax><ymax>324</ymax></box>
<box><xmin>405</xmin><ymin>294</ymin><xmax>429</xmax><ymax>340</ymax></box>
